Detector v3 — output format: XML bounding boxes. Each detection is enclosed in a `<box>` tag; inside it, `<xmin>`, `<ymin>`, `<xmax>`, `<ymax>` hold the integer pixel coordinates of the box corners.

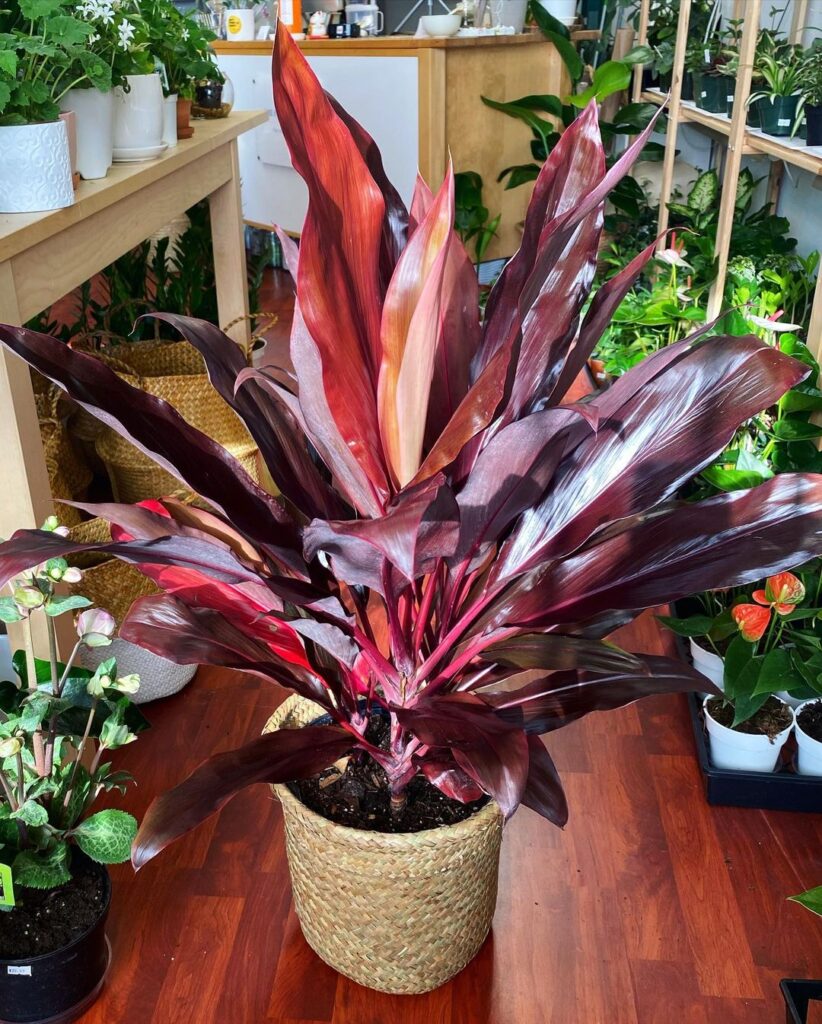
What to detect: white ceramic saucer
<box><xmin>112</xmin><ymin>142</ymin><xmax>168</xmax><ymax>162</ymax></box>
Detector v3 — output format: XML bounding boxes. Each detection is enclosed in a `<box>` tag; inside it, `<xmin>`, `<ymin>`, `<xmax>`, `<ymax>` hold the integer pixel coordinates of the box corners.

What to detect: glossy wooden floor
<box><xmin>73</xmin><ymin>608</ymin><xmax>822</xmax><ymax>1024</ymax></box>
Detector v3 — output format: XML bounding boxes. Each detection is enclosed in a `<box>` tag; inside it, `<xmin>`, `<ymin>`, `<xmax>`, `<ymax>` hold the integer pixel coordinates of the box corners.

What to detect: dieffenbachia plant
<box><xmin>1</xmin><ymin>27</ymin><xmax>822</xmax><ymax>869</ymax></box>
<box><xmin>0</xmin><ymin>520</ymin><xmax>141</xmax><ymax>894</ymax></box>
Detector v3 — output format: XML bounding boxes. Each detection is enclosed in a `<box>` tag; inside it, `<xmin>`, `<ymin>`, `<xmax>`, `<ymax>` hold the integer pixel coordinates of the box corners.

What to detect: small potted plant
<box><xmin>0</xmin><ymin>519</ymin><xmax>142</xmax><ymax>1023</ymax></box>
<box><xmin>60</xmin><ymin>0</ymin><xmax>142</xmax><ymax>179</ymax></box>
<box><xmin>797</xmin><ymin>41</ymin><xmax>822</xmax><ymax>146</ymax></box>
<box><xmin>2</xmin><ymin>25</ymin><xmax>822</xmax><ymax>995</ymax></box>
<box><xmin>0</xmin><ymin>1</ymin><xmax>102</xmax><ymax>212</ymax></box>
<box><xmin>749</xmin><ymin>48</ymin><xmax>803</xmax><ymax>137</ymax></box>
<box><xmin>794</xmin><ymin>698</ymin><xmax>822</xmax><ymax>774</ymax></box>
<box><xmin>689</xmin><ymin>34</ymin><xmax>734</xmax><ymax>115</ymax></box>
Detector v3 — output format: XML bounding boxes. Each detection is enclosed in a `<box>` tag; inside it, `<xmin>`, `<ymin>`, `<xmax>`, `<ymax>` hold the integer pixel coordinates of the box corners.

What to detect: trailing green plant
<box><xmin>0</xmin><ymin>518</ymin><xmax>144</xmax><ymax>896</ymax></box>
<box><xmin>454</xmin><ymin>171</ymin><xmax>500</xmax><ymax>264</ymax></box>
<box><xmin>140</xmin><ymin>0</ymin><xmax>222</xmax><ymax>99</ymax></box>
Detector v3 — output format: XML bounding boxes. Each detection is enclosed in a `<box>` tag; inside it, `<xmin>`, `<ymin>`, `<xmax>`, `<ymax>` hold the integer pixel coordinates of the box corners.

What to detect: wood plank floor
<box><xmin>74</xmin><ymin>611</ymin><xmax>822</xmax><ymax>1024</ymax></box>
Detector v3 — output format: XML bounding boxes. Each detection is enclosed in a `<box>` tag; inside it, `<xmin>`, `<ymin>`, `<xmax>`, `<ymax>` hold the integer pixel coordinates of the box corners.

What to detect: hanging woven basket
<box><xmin>264</xmin><ymin>695</ymin><xmax>504</xmax><ymax>994</ymax></box>
<box><xmin>68</xmin><ymin>517</ymin><xmax>196</xmax><ymax>704</ymax></box>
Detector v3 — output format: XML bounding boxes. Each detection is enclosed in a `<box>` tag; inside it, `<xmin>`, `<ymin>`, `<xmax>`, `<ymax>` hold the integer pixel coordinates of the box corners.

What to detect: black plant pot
<box><xmin>806</xmin><ymin>104</ymin><xmax>822</xmax><ymax>146</ymax></box>
<box><xmin>694</xmin><ymin>74</ymin><xmax>730</xmax><ymax>114</ymax></box>
<box><xmin>747</xmin><ymin>96</ymin><xmax>762</xmax><ymax>128</ymax></box>
<box><xmin>682</xmin><ymin>72</ymin><xmax>694</xmax><ymax>102</ymax></box>
<box><xmin>781</xmin><ymin>979</ymin><xmax>822</xmax><ymax>1023</ymax></box>
<box><xmin>0</xmin><ymin>859</ymin><xmax>111</xmax><ymax>1024</ymax></box>
<box><xmin>757</xmin><ymin>94</ymin><xmax>799</xmax><ymax>136</ymax></box>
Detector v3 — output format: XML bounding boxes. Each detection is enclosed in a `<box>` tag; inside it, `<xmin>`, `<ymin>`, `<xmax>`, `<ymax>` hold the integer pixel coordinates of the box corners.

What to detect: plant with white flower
<box><xmin>0</xmin><ymin>519</ymin><xmax>143</xmax><ymax>893</ymax></box>
<box><xmin>117</xmin><ymin>17</ymin><xmax>136</xmax><ymax>49</ymax></box>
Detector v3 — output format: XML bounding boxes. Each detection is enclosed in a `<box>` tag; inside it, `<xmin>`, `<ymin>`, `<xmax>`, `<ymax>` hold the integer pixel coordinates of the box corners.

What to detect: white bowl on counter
<box><xmin>420</xmin><ymin>14</ymin><xmax>462</xmax><ymax>36</ymax></box>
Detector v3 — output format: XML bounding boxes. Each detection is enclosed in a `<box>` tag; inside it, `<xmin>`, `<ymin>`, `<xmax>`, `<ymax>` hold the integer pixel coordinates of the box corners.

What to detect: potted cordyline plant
<box><xmin>0</xmin><ymin>520</ymin><xmax>142</xmax><ymax>1023</ymax></box>
<box><xmin>3</xmin><ymin>25</ymin><xmax>822</xmax><ymax>994</ymax></box>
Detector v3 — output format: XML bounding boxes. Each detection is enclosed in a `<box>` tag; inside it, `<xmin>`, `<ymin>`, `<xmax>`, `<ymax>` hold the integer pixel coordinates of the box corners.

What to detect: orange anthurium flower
<box><xmin>764</xmin><ymin>571</ymin><xmax>805</xmax><ymax>614</ymax></box>
<box><xmin>731</xmin><ymin>603</ymin><xmax>771</xmax><ymax>642</ymax></box>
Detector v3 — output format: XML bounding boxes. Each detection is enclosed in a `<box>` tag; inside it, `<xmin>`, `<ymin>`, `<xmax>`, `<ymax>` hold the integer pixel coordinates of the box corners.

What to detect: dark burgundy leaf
<box><xmin>521</xmin><ymin>735</ymin><xmax>568</xmax><ymax>826</ymax></box>
<box><xmin>478</xmin><ymin>633</ymin><xmax>643</xmax><ymax>675</ymax></box>
<box><xmin>132</xmin><ymin>724</ymin><xmax>353</xmax><ymax>868</ymax></box>
<box><xmin>418</xmin><ymin>759</ymin><xmax>484</xmax><ymax>802</ymax></box>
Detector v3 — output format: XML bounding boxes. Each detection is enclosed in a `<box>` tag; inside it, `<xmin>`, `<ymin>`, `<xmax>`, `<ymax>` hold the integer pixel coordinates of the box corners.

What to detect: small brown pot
<box><xmin>266</xmin><ymin>696</ymin><xmax>504</xmax><ymax>994</ymax></box>
<box><xmin>176</xmin><ymin>97</ymin><xmax>194</xmax><ymax>140</ymax></box>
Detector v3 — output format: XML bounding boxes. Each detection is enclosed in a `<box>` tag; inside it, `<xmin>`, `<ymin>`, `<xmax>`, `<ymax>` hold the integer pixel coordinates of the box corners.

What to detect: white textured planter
<box><xmin>689</xmin><ymin>638</ymin><xmax>724</xmax><ymax>695</ymax></box>
<box><xmin>113</xmin><ymin>74</ymin><xmax>164</xmax><ymax>158</ymax></box>
<box><xmin>163</xmin><ymin>93</ymin><xmax>179</xmax><ymax>148</ymax></box>
<box><xmin>538</xmin><ymin>0</ymin><xmax>578</xmax><ymax>25</ymax></box>
<box><xmin>704</xmin><ymin>695</ymin><xmax>794</xmax><ymax>773</ymax></box>
<box><xmin>79</xmin><ymin>637</ymin><xmax>196</xmax><ymax>704</ymax></box>
<box><xmin>794</xmin><ymin>699</ymin><xmax>822</xmax><ymax>776</ymax></box>
<box><xmin>61</xmin><ymin>88</ymin><xmax>114</xmax><ymax>180</ymax></box>
<box><xmin>0</xmin><ymin>120</ymin><xmax>73</xmax><ymax>213</ymax></box>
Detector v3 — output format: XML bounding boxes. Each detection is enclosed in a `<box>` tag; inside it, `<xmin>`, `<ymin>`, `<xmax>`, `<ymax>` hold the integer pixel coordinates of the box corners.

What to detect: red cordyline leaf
<box><xmin>731</xmin><ymin>604</ymin><xmax>772</xmax><ymax>642</ymax></box>
<box><xmin>2</xmin><ymin>25</ymin><xmax>822</xmax><ymax>868</ymax></box>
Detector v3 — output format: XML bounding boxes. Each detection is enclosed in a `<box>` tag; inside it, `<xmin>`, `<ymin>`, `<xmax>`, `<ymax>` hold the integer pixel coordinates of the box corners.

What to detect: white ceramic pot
<box><xmin>689</xmin><ymin>638</ymin><xmax>724</xmax><ymax>695</ymax></box>
<box><xmin>794</xmin><ymin>699</ymin><xmax>822</xmax><ymax>776</ymax></box>
<box><xmin>538</xmin><ymin>0</ymin><xmax>578</xmax><ymax>25</ymax></box>
<box><xmin>226</xmin><ymin>8</ymin><xmax>256</xmax><ymax>39</ymax></box>
<box><xmin>113</xmin><ymin>74</ymin><xmax>164</xmax><ymax>159</ymax></box>
<box><xmin>704</xmin><ymin>695</ymin><xmax>794</xmax><ymax>773</ymax></box>
<box><xmin>61</xmin><ymin>88</ymin><xmax>114</xmax><ymax>180</ymax></box>
<box><xmin>0</xmin><ymin>120</ymin><xmax>74</xmax><ymax>214</ymax></box>
<box><xmin>163</xmin><ymin>93</ymin><xmax>179</xmax><ymax>148</ymax></box>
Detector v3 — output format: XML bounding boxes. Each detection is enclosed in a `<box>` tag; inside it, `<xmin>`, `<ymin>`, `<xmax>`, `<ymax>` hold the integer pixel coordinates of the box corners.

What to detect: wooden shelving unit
<box><xmin>631</xmin><ymin>0</ymin><xmax>822</xmax><ymax>357</ymax></box>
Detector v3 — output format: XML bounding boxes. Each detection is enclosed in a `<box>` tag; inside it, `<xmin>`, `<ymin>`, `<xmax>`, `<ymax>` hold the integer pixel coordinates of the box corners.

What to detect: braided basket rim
<box><xmin>266</xmin><ymin>694</ymin><xmax>502</xmax><ymax>852</ymax></box>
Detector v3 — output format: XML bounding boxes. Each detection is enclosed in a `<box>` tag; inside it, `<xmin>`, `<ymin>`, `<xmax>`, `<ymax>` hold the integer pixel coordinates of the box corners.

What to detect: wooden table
<box><xmin>0</xmin><ymin>110</ymin><xmax>266</xmax><ymax>548</ymax></box>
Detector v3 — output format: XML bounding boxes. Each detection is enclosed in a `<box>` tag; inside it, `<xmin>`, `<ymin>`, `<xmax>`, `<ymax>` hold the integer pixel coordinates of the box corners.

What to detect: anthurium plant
<box><xmin>0</xmin><ymin>519</ymin><xmax>142</xmax><ymax>895</ymax></box>
<box><xmin>661</xmin><ymin>567</ymin><xmax>822</xmax><ymax>724</ymax></box>
<box><xmin>2</xmin><ymin>27</ymin><xmax>822</xmax><ymax>868</ymax></box>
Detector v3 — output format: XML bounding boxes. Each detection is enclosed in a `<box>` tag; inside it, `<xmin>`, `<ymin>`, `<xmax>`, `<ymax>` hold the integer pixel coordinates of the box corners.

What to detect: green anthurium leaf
<box><xmin>656</xmin><ymin>614</ymin><xmax>716</xmax><ymax>637</ymax></box>
<box><xmin>751</xmin><ymin>647</ymin><xmax>794</xmax><ymax>696</ymax></box>
<box><xmin>723</xmin><ymin>634</ymin><xmax>756</xmax><ymax>701</ymax></box>
<box><xmin>700</xmin><ymin>466</ymin><xmax>771</xmax><ymax>492</ymax></box>
<box><xmin>731</xmin><ymin>689</ymin><xmax>770</xmax><ymax>728</ymax></box>
<box><xmin>45</xmin><ymin>595</ymin><xmax>91</xmax><ymax>617</ymax></box>
<box><xmin>773</xmin><ymin>420</ymin><xmax>822</xmax><ymax>441</ymax></box>
<box><xmin>790</xmin><ymin>886</ymin><xmax>822</xmax><ymax>917</ymax></box>
<box><xmin>73</xmin><ymin>809</ymin><xmax>137</xmax><ymax>864</ymax></box>
<box><xmin>781</xmin><ymin>388</ymin><xmax>822</xmax><ymax>413</ymax></box>
<box><xmin>13</xmin><ymin>844</ymin><xmax>70</xmax><ymax>889</ymax></box>
<box><xmin>10</xmin><ymin>801</ymin><xmax>49</xmax><ymax>827</ymax></box>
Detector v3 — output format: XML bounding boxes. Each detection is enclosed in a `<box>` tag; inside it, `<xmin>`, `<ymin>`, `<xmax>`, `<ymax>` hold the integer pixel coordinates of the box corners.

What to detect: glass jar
<box><xmin>192</xmin><ymin>74</ymin><xmax>235</xmax><ymax>119</ymax></box>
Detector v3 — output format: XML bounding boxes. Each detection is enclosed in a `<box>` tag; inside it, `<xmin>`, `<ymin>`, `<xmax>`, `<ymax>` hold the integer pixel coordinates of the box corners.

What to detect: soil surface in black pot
<box><xmin>0</xmin><ymin>859</ymin><xmax>105</xmax><ymax>959</ymax></box>
<box><xmin>707</xmin><ymin>695</ymin><xmax>792</xmax><ymax>739</ymax></box>
<box><xmin>291</xmin><ymin>716</ymin><xmax>486</xmax><ymax>833</ymax></box>
<box><xmin>797</xmin><ymin>700</ymin><xmax>822</xmax><ymax>741</ymax></box>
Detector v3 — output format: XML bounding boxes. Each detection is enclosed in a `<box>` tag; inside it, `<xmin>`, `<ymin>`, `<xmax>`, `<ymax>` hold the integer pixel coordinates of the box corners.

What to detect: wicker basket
<box><xmin>265</xmin><ymin>695</ymin><xmax>504</xmax><ymax>994</ymax></box>
<box><xmin>87</xmin><ymin>339</ymin><xmax>259</xmax><ymax>503</ymax></box>
<box><xmin>68</xmin><ymin>518</ymin><xmax>196</xmax><ymax>704</ymax></box>
<box><xmin>38</xmin><ymin>386</ymin><xmax>92</xmax><ymax>528</ymax></box>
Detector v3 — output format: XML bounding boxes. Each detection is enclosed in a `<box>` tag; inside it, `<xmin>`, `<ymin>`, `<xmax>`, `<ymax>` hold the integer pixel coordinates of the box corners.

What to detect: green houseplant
<box><xmin>797</xmin><ymin>41</ymin><xmax>822</xmax><ymax>145</ymax></box>
<box><xmin>749</xmin><ymin>48</ymin><xmax>803</xmax><ymax>137</ymax></box>
<box><xmin>0</xmin><ymin>518</ymin><xmax>143</xmax><ymax>1023</ymax></box>
<box><xmin>0</xmin><ymin>0</ymin><xmax>113</xmax><ymax>209</ymax></box>
<box><xmin>3</xmin><ymin>25</ymin><xmax>822</xmax><ymax>994</ymax></box>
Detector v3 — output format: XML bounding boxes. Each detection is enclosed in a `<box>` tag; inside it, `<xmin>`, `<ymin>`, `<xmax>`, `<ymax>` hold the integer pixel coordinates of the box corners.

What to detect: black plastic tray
<box><xmin>687</xmin><ymin>692</ymin><xmax>822</xmax><ymax>812</ymax></box>
<box><xmin>781</xmin><ymin>979</ymin><xmax>822</xmax><ymax>1023</ymax></box>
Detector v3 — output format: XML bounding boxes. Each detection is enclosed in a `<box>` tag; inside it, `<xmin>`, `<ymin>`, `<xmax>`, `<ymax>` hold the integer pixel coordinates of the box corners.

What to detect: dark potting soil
<box><xmin>291</xmin><ymin>715</ymin><xmax>486</xmax><ymax>834</ymax></box>
<box><xmin>797</xmin><ymin>700</ymin><xmax>822</xmax><ymax>742</ymax></box>
<box><xmin>707</xmin><ymin>695</ymin><xmax>793</xmax><ymax>740</ymax></box>
<box><xmin>0</xmin><ymin>859</ymin><xmax>105</xmax><ymax>960</ymax></box>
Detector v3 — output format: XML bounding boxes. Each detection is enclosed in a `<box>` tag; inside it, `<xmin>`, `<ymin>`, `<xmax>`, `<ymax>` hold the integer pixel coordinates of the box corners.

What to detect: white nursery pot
<box><xmin>163</xmin><ymin>93</ymin><xmax>179</xmax><ymax>148</ymax></box>
<box><xmin>689</xmin><ymin>638</ymin><xmax>724</xmax><ymax>695</ymax></box>
<box><xmin>60</xmin><ymin>88</ymin><xmax>114</xmax><ymax>180</ymax></box>
<box><xmin>226</xmin><ymin>8</ymin><xmax>256</xmax><ymax>39</ymax></box>
<box><xmin>704</xmin><ymin>695</ymin><xmax>794</xmax><ymax>773</ymax></box>
<box><xmin>113</xmin><ymin>74</ymin><xmax>164</xmax><ymax>156</ymax></box>
<box><xmin>775</xmin><ymin>689</ymin><xmax>806</xmax><ymax>710</ymax></box>
<box><xmin>794</xmin><ymin>699</ymin><xmax>822</xmax><ymax>776</ymax></box>
<box><xmin>538</xmin><ymin>0</ymin><xmax>578</xmax><ymax>25</ymax></box>
<box><xmin>0</xmin><ymin>120</ymin><xmax>74</xmax><ymax>213</ymax></box>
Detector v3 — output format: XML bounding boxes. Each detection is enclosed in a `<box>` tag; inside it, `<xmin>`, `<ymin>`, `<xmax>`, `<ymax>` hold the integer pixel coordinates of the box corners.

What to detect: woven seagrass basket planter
<box><xmin>264</xmin><ymin>695</ymin><xmax>504</xmax><ymax>994</ymax></box>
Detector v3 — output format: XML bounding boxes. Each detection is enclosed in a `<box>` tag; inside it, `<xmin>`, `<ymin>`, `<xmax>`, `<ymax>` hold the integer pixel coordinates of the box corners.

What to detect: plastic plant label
<box><xmin>701</xmin><ymin>91</ymin><xmax>707</xmax><ymax>98</ymax></box>
<box><xmin>7</xmin><ymin>965</ymin><xmax>31</xmax><ymax>976</ymax></box>
<box><xmin>727</xmin><ymin>96</ymin><xmax>734</xmax><ymax>103</ymax></box>
<box><xmin>0</xmin><ymin>864</ymin><xmax>14</xmax><ymax>909</ymax></box>
<box><xmin>704</xmin><ymin>49</ymin><xmax>711</xmax><ymax>63</ymax></box>
<box><xmin>778</xmin><ymin>118</ymin><xmax>791</xmax><ymax>127</ymax></box>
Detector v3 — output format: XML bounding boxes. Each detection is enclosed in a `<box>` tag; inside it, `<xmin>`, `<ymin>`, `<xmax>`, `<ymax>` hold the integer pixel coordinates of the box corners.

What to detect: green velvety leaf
<box><xmin>45</xmin><ymin>594</ymin><xmax>92</xmax><ymax>617</ymax></box>
<box><xmin>790</xmin><ymin>886</ymin><xmax>822</xmax><ymax>917</ymax></box>
<box><xmin>11</xmin><ymin>801</ymin><xmax>48</xmax><ymax>827</ymax></box>
<box><xmin>656</xmin><ymin>614</ymin><xmax>716</xmax><ymax>637</ymax></box>
<box><xmin>46</xmin><ymin>15</ymin><xmax>93</xmax><ymax>46</ymax></box>
<box><xmin>0</xmin><ymin>597</ymin><xmax>22</xmax><ymax>624</ymax></box>
<box><xmin>13</xmin><ymin>844</ymin><xmax>70</xmax><ymax>889</ymax></box>
<box><xmin>752</xmin><ymin>647</ymin><xmax>793</xmax><ymax>696</ymax></box>
<box><xmin>0</xmin><ymin>51</ymin><xmax>17</xmax><ymax>78</ymax></box>
<box><xmin>73</xmin><ymin>809</ymin><xmax>137</xmax><ymax>864</ymax></box>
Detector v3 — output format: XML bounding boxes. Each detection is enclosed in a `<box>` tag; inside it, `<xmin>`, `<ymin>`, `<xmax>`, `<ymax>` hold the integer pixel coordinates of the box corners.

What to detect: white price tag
<box><xmin>7</xmin><ymin>966</ymin><xmax>31</xmax><ymax>976</ymax></box>
<box><xmin>777</xmin><ymin>118</ymin><xmax>791</xmax><ymax>127</ymax></box>
<box><xmin>701</xmin><ymin>91</ymin><xmax>707</xmax><ymax>98</ymax></box>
